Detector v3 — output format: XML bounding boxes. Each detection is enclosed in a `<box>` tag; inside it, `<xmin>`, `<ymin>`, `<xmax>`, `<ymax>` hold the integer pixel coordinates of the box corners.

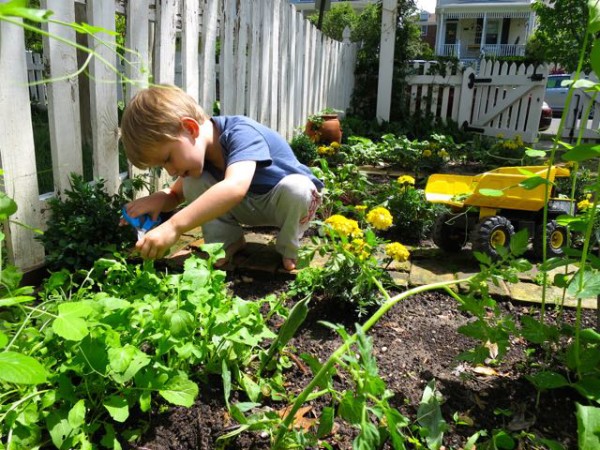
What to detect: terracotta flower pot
<box><xmin>305</xmin><ymin>114</ymin><xmax>342</xmax><ymax>144</ymax></box>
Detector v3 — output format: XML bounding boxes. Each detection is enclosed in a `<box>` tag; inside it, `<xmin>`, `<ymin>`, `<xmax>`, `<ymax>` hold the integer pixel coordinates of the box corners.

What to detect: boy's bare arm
<box><xmin>168</xmin><ymin>160</ymin><xmax>256</xmax><ymax>234</ymax></box>
<box><xmin>135</xmin><ymin>160</ymin><xmax>256</xmax><ymax>259</ymax></box>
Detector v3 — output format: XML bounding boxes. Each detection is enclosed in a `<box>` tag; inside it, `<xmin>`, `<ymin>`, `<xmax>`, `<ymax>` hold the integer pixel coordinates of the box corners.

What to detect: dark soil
<box><xmin>130</xmin><ymin>271</ymin><xmax>593</xmax><ymax>450</ymax></box>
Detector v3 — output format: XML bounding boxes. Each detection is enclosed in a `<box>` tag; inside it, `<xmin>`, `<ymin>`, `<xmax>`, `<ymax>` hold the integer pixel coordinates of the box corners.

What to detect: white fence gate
<box><xmin>0</xmin><ymin>0</ymin><xmax>357</xmax><ymax>272</ymax></box>
<box><xmin>561</xmin><ymin>73</ymin><xmax>600</xmax><ymax>142</ymax></box>
<box><xmin>406</xmin><ymin>60</ymin><xmax>549</xmax><ymax>143</ymax></box>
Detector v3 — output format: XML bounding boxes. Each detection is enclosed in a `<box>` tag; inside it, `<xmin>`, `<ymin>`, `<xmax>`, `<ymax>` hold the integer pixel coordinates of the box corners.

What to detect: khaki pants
<box><xmin>182</xmin><ymin>172</ymin><xmax>321</xmax><ymax>259</ymax></box>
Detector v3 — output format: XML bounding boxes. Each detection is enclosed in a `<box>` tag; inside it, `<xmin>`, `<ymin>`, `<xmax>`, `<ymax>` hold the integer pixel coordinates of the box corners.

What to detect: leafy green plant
<box><xmin>381</xmin><ymin>174</ymin><xmax>443</xmax><ymax>243</ymax></box>
<box><xmin>36</xmin><ymin>173</ymin><xmax>137</xmax><ymax>272</ymax></box>
<box><xmin>1</xmin><ymin>245</ymin><xmax>291</xmax><ymax>448</ymax></box>
<box><xmin>289</xmin><ymin>132</ymin><xmax>318</xmax><ymax>165</ymax></box>
<box><xmin>292</xmin><ymin>206</ymin><xmax>410</xmax><ymax>315</ymax></box>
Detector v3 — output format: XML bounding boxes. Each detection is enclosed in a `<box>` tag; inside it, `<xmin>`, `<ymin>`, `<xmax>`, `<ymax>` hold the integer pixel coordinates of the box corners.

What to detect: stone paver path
<box><xmin>167</xmin><ymin>228</ymin><xmax>597</xmax><ymax>309</ymax></box>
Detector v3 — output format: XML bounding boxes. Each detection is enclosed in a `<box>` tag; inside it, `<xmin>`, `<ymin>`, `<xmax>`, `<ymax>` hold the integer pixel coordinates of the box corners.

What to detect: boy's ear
<box><xmin>181</xmin><ymin>117</ymin><xmax>200</xmax><ymax>138</ymax></box>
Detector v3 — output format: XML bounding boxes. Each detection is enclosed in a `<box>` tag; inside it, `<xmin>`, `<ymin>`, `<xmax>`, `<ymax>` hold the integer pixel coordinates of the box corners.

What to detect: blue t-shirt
<box><xmin>209</xmin><ymin>116</ymin><xmax>323</xmax><ymax>194</ymax></box>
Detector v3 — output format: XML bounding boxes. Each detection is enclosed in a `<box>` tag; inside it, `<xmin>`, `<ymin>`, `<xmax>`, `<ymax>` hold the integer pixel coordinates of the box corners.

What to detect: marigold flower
<box><xmin>366</xmin><ymin>207</ymin><xmax>393</xmax><ymax>230</ymax></box>
<box><xmin>397</xmin><ymin>175</ymin><xmax>415</xmax><ymax>186</ymax></box>
<box><xmin>355</xmin><ymin>205</ymin><xmax>368</xmax><ymax>212</ymax></box>
<box><xmin>438</xmin><ymin>149</ymin><xmax>449</xmax><ymax>158</ymax></box>
<box><xmin>325</xmin><ymin>214</ymin><xmax>362</xmax><ymax>237</ymax></box>
<box><xmin>385</xmin><ymin>242</ymin><xmax>410</xmax><ymax>262</ymax></box>
<box><xmin>578</xmin><ymin>199</ymin><xmax>592</xmax><ymax>210</ymax></box>
<box><xmin>423</xmin><ymin>149</ymin><xmax>432</xmax><ymax>157</ymax></box>
<box><xmin>330</xmin><ymin>141</ymin><xmax>341</xmax><ymax>149</ymax></box>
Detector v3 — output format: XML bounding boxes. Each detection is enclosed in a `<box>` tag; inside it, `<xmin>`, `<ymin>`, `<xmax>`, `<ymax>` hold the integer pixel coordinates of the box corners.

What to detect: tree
<box><xmin>308</xmin><ymin>2</ymin><xmax>359</xmax><ymax>41</ymax></box>
<box><xmin>527</xmin><ymin>0</ymin><xmax>592</xmax><ymax>73</ymax></box>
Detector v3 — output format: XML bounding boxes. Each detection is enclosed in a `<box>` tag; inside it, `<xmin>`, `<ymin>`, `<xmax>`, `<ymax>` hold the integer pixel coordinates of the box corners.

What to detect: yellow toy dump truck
<box><xmin>425</xmin><ymin>165</ymin><xmax>574</xmax><ymax>259</ymax></box>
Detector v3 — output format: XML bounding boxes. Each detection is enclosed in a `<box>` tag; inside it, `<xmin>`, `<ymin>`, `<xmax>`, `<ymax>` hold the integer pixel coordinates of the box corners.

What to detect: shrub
<box><xmin>37</xmin><ymin>173</ymin><xmax>137</xmax><ymax>272</ymax></box>
<box><xmin>289</xmin><ymin>132</ymin><xmax>318</xmax><ymax>165</ymax></box>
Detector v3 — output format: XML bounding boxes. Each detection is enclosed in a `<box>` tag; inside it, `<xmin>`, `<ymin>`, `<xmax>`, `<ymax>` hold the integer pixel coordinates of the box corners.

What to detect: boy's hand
<box><xmin>135</xmin><ymin>220</ymin><xmax>179</xmax><ymax>259</ymax></box>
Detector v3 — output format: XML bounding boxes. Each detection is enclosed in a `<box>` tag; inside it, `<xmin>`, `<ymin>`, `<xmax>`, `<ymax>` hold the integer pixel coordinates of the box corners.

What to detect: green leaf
<box><xmin>581</xmin><ymin>328</ymin><xmax>600</xmax><ymax>343</ymax></box>
<box><xmin>68</xmin><ymin>399</ymin><xmax>86</xmax><ymax>429</ymax></box>
<box><xmin>417</xmin><ymin>380</ymin><xmax>447</xmax><ymax>450</ymax></box>
<box><xmin>525</xmin><ymin>371</ymin><xmax>569</xmax><ymax>390</ymax></box>
<box><xmin>159</xmin><ymin>375</ymin><xmax>198</xmax><ymax>407</ymax></box>
<box><xmin>108</xmin><ymin>345</ymin><xmax>150</xmax><ymax>383</ymax></box>
<box><xmin>103</xmin><ymin>395</ymin><xmax>129</xmax><ymax>422</ymax></box>
<box><xmin>589</xmin><ymin>0</ymin><xmax>600</xmax><ymax>33</ymax></box>
<box><xmin>0</xmin><ymin>0</ymin><xmax>53</xmax><ymax>22</ymax></box>
<box><xmin>492</xmin><ymin>429</ymin><xmax>515</xmax><ymax>449</ymax></box>
<box><xmin>0</xmin><ymin>192</ymin><xmax>17</xmax><ymax>220</ymax></box>
<box><xmin>562</xmin><ymin>143</ymin><xmax>600</xmax><ymax>162</ymax></box>
<box><xmin>593</xmin><ymin>40</ymin><xmax>600</xmax><ymax>79</ymax></box>
<box><xmin>260</xmin><ymin>296</ymin><xmax>310</xmax><ymax>372</ymax></box>
<box><xmin>239</xmin><ymin>372</ymin><xmax>261</xmax><ymax>403</ymax></box>
<box><xmin>0</xmin><ymin>332</ymin><xmax>7</xmax><ymax>349</ymax></box>
<box><xmin>478</xmin><ymin>188</ymin><xmax>503</xmax><ymax>197</ymax></box>
<box><xmin>577</xmin><ymin>403</ymin><xmax>600</xmax><ymax>449</ymax></box>
<box><xmin>0</xmin><ymin>295</ymin><xmax>35</xmax><ymax>307</ymax></box>
<box><xmin>567</xmin><ymin>269</ymin><xmax>600</xmax><ymax>299</ymax></box>
<box><xmin>338</xmin><ymin>390</ymin><xmax>363</xmax><ymax>424</ymax></box>
<box><xmin>0</xmin><ymin>351</ymin><xmax>47</xmax><ymax>384</ymax></box>
<box><xmin>222</xmin><ymin>359</ymin><xmax>231</xmax><ymax>409</ymax></box>
<box><xmin>169</xmin><ymin>310</ymin><xmax>195</xmax><ymax>338</ymax></box>
<box><xmin>520</xmin><ymin>315</ymin><xmax>557</xmax><ymax>344</ymax></box>
<box><xmin>52</xmin><ymin>302</ymin><xmax>93</xmax><ymax>341</ymax></box>
<box><xmin>519</xmin><ymin>175</ymin><xmax>549</xmax><ymax>190</ymax></box>
<box><xmin>47</xmin><ymin>411</ymin><xmax>74</xmax><ymax>449</ymax></box>
<box><xmin>69</xmin><ymin>21</ymin><xmax>118</xmax><ymax>37</ymax></box>
<box><xmin>573</xmin><ymin>376</ymin><xmax>600</xmax><ymax>402</ymax></box>
<box><xmin>510</xmin><ymin>229</ymin><xmax>529</xmax><ymax>257</ymax></box>
<box><xmin>355</xmin><ymin>420</ymin><xmax>380</xmax><ymax>450</ymax></box>
<box><xmin>317</xmin><ymin>406</ymin><xmax>334</xmax><ymax>438</ymax></box>
<box><xmin>525</xmin><ymin>149</ymin><xmax>547</xmax><ymax>158</ymax></box>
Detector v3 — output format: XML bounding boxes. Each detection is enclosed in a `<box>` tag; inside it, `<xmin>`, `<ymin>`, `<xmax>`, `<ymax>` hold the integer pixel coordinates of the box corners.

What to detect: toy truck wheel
<box><xmin>533</xmin><ymin>220</ymin><xmax>567</xmax><ymax>259</ymax></box>
<box><xmin>471</xmin><ymin>216</ymin><xmax>515</xmax><ymax>259</ymax></box>
<box><xmin>433</xmin><ymin>213</ymin><xmax>467</xmax><ymax>252</ymax></box>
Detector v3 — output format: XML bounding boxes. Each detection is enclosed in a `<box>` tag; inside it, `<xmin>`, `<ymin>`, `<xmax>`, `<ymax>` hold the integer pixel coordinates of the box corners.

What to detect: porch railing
<box><xmin>439</xmin><ymin>44</ymin><xmax>460</xmax><ymax>58</ymax></box>
<box><xmin>480</xmin><ymin>44</ymin><xmax>526</xmax><ymax>57</ymax></box>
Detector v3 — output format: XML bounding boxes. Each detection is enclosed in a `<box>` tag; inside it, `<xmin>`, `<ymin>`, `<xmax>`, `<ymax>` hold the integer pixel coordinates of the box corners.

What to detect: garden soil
<box><xmin>129</xmin><ymin>270</ymin><xmax>594</xmax><ymax>450</ymax></box>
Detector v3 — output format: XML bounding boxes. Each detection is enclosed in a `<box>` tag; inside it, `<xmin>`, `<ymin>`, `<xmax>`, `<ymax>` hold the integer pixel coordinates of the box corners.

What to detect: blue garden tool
<box><xmin>121</xmin><ymin>206</ymin><xmax>162</xmax><ymax>240</ymax></box>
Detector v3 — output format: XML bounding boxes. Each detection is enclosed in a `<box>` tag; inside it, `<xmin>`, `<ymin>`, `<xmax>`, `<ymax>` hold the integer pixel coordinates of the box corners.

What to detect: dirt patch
<box><xmin>130</xmin><ymin>272</ymin><xmax>592</xmax><ymax>449</ymax></box>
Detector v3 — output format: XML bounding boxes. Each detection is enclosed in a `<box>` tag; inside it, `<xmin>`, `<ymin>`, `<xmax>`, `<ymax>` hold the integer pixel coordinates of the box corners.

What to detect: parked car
<box><xmin>539</xmin><ymin>101</ymin><xmax>552</xmax><ymax>131</ymax></box>
<box><xmin>544</xmin><ymin>74</ymin><xmax>572</xmax><ymax>116</ymax></box>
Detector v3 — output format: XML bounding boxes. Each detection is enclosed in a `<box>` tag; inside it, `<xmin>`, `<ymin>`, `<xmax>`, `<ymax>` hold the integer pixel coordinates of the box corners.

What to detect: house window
<box><xmin>421</xmin><ymin>25</ymin><xmax>428</xmax><ymax>36</ymax></box>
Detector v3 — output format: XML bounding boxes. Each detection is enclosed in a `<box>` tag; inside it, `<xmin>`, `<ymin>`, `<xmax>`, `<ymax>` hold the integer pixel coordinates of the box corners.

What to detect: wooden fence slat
<box><xmin>155</xmin><ymin>0</ymin><xmax>178</xmax><ymax>85</ymax></box>
<box><xmin>200</xmin><ymin>0</ymin><xmax>218</xmax><ymax>113</ymax></box>
<box><xmin>235</xmin><ymin>0</ymin><xmax>250</xmax><ymax>115</ymax></box>
<box><xmin>269</xmin><ymin>0</ymin><xmax>280</xmax><ymax>130</ymax></box>
<box><xmin>259</xmin><ymin>0</ymin><xmax>272</xmax><ymax>125</ymax></box>
<box><xmin>221</xmin><ymin>0</ymin><xmax>236</xmax><ymax>114</ymax></box>
<box><xmin>247</xmin><ymin>0</ymin><xmax>261</xmax><ymax>121</ymax></box>
<box><xmin>278</xmin><ymin>2</ymin><xmax>289</xmax><ymax>138</ymax></box>
<box><xmin>0</xmin><ymin>15</ymin><xmax>46</xmax><ymax>271</ymax></box>
<box><xmin>41</xmin><ymin>0</ymin><xmax>83</xmax><ymax>195</ymax></box>
<box><xmin>87</xmin><ymin>0</ymin><xmax>120</xmax><ymax>194</ymax></box>
<box><xmin>182</xmin><ymin>0</ymin><xmax>200</xmax><ymax>102</ymax></box>
<box><xmin>125</xmin><ymin>0</ymin><xmax>151</xmax><ymax>198</ymax></box>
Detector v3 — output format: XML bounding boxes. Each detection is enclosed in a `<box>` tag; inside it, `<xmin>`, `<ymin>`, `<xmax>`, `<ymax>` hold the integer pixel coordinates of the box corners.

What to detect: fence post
<box><xmin>41</xmin><ymin>0</ymin><xmax>83</xmax><ymax>195</ymax></box>
<box><xmin>376</xmin><ymin>0</ymin><xmax>397</xmax><ymax>123</ymax></box>
<box><xmin>0</xmin><ymin>14</ymin><xmax>46</xmax><ymax>271</ymax></box>
<box><xmin>457</xmin><ymin>66</ymin><xmax>475</xmax><ymax>128</ymax></box>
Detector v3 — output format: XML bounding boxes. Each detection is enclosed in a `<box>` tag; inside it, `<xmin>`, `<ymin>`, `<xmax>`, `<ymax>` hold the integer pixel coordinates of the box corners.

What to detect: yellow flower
<box><xmin>355</xmin><ymin>205</ymin><xmax>368</xmax><ymax>212</ymax></box>
<box><xmin>578</xmin><ymin>199</ymin><xmax>592</xmax><ymax>210</ymax></box>
<box><xmin>366</xmin><ymin>207</ymin><xmax>393</xmax><ymax>230</ymax></box>
<box><xmin>325</xmin><ymin>214</ymin><xmax>362</xmax><ymax>237</ymax></box>
<box><xmin>397</xmin><ymin>175</ymin><xmax>415</xmax><ymax>186</ymax></box>
<box><xmin>423</xmin><ymin>149</ymin><xmax>432</xmax><ymax>157</ymax></box>
<box><xmin>438</xmin><ymin>149</ymin><xmax>449</xmax><ymax>158</ymax></box>
<box><xmin>317</xmin><ymin>145</ymin><xmax>329</xmax><ymax>155</ymax></box>
<box><xmin>330</xmin><ymin>141</ymin><xmax>341</xmax><ymax>149</ymax></box>
<box><xmin>385</xmin><ymin>242</ymin><xmax>410</xmax><ymax>262</ymax></box>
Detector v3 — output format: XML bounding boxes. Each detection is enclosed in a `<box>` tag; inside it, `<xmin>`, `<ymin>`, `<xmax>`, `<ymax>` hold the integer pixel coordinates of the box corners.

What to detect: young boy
<box><xmin>120</xmin><ymin>85</ymin><xmax>323</xmax><ymax>271</ymax></box>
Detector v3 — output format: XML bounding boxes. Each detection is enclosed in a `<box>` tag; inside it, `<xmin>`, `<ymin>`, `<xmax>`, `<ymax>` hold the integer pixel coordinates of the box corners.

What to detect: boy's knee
<box><xmin>277</xmin><ymin>174</ymin><xmax>317</xmax><ymax>202</ymax></box>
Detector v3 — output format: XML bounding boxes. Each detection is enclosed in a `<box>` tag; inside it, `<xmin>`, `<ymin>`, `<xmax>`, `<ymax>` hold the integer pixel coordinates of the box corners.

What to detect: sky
<box><xmin>415</xmin><ymin>0</ymin><xmax>436</xmax><ymax>13</ymax></box>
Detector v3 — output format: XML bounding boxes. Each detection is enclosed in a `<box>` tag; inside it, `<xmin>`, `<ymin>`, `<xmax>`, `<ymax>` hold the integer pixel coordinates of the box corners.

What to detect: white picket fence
<box><xmin>405</xmin><ymin>60</ymin><xmax>600</xmax><ymax>144</ymax></box>
<box><xmin>405</xmin><ymin>60</ymin><xmax>549</xmax><ymax>143</ymax></box>
<box><xmin>0</xmin><ymin>0</ymin><xmax>357</xmax><ymax>272</ymax></box>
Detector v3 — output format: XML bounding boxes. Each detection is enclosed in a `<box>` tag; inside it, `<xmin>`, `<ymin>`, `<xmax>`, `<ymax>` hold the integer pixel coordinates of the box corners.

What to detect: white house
<box><xmin>434</xmin><ymin>0</ymin><xmax>536</xmax><ymax>63</ymax></box>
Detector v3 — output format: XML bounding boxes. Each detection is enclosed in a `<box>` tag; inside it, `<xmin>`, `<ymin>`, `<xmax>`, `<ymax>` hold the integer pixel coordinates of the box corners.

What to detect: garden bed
<box><xmin>132</xmin><ymin>271</ymin><xmax>593</xmax><ymax>449</ymax></box>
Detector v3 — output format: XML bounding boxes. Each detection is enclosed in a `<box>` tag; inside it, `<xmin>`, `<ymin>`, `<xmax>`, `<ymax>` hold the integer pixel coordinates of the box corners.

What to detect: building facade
<box><xmin>434</xmin><ymin>0</ymin><xmax>536</xmax><ymax>63</ymax></box>
<box><xmin>288</xmin><ymin>0</ymin><xmax>377</xmax><ymax>17</ymax></box>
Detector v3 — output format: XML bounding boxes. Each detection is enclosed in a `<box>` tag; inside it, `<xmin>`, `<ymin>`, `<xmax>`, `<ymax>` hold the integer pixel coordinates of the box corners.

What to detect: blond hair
<box><xmin>120</xmin><ymin>85</ymin><xmax>209</xmax><ymax>169</ymax></box>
